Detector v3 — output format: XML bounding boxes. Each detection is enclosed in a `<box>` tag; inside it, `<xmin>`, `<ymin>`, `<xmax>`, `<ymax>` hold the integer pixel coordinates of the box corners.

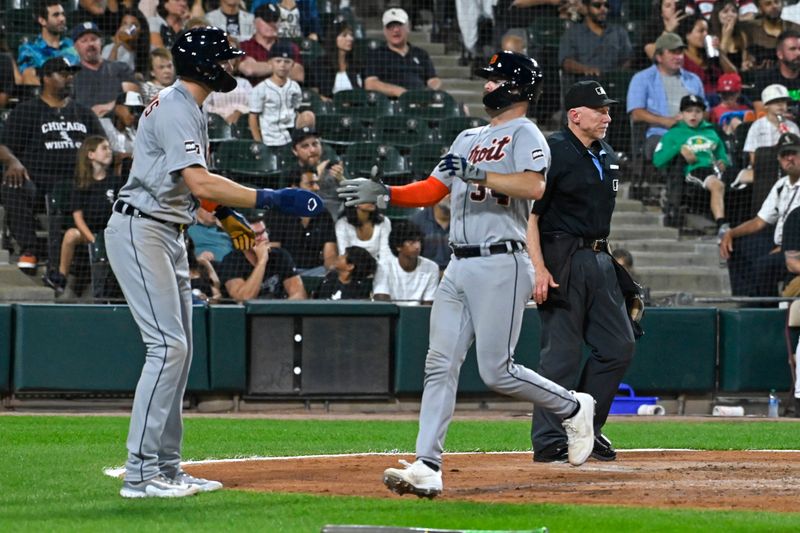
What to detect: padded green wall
<box><xmin>719</xmin><ymin>309</ymin><xmax>791</xmax><ymax>392</ymax></box>
<box><xmin>0</xmin><ymin>305</ymin><xmax>11</xmax><ymax>393</ymax></box>
<box><xmin>622</xmin><ymin>308</ymin><xmax>718</xmax><ymax>392</ymax></box>
<box><xmin>208</xmin><ymin>305</ymin><xmax>247</xmax><ymax>391</ymax></box>
<box><xmin>13</xmin><ymin>304</ymin><xmax>209</xmax><ymax>392</ymax></box>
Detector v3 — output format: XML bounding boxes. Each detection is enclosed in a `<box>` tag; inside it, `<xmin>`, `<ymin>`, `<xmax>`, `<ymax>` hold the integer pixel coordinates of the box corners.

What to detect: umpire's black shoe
<box><xmin>591</xmin><ymin>434</ymin><xmax>617</xmax><ymax>461</ymax></box>
<box><xmin>533</xmin><ymin>443</ymin><xmax>568</xmax><ymax>463</ymax></box>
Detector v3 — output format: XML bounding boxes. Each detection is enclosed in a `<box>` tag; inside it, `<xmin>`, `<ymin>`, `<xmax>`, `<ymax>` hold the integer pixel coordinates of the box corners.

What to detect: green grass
<box><xmin>1</xmin><ymin>416</ymin><xmax>800</xmax><ymax>532</ymax></box>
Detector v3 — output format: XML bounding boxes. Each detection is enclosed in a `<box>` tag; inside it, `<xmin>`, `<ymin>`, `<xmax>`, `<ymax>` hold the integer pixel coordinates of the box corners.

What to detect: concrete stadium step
<box><xmin>614</xmin><ymin>199</ymin><xmax>649</xmax><ymax>212</ymax></box>
<box><xmin>611</xmin><ymin>238</ymin><xmax>720</xmax><ymax>254</ymax></box>
<box><xmin>610</xmin><ymin>226</ymin><xmax>680</xmax><ymax>240</ymax></box>
<box><xmin>0</xmin><ymin>265</ymin><xmax>54</xmax><ymax>302</ymax></box>
<box><xmin>435</xmin><ymin>65</ymin><xmax>473</xmax><ymax>78</ymax></box>
<box><xmin>635</xmin><ymin>266</ymin><xmax>731</xmax><ymax>294</ymax></box>
<box><xmin>441</xmin><ymin>79</ymin><xmax>486</xmax><ymax>93</ymax></box>
<box><xmin>630</xmin><ymin>250</ymin><xmax>724</xmax><ymax>268</ymax></box>
<box><xmin>428</xmin><ymin>54</ymin><xmax>466</xmax><ymax>68</ymax></box>
<box><xmin>365</xmin><ymin>29</ymin><xmax>432</xmax><ymax>43</ymax></box>
<box><xmin>611</xmin><ymin>211</ymin><xmax>663</xmax><ymax>226</ymax></box>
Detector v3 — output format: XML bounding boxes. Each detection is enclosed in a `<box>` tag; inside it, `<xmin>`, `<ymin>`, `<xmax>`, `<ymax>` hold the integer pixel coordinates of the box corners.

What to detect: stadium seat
<box><xmin>598</xmin><ymin>70</ymin><xmax>634</xmax><ymax>105</ymax></box>
<box><xmin>372</xmin><ymin>115</ymin><xmax>438</xmax><ymax>150</ymax></box>
<box><xmin>384</xmin><ymin>205</ymin><xmax>423</xmax><ymax>221</ymax></box>
<box><xmin>352</xmin><ymin>38</ymin><xmax>381</xmax><ymax>68</ymax></box>
<box><xmin>44</xmin><ymin>180</ymin><xmax>74</xmax><ymax>276</ymax></box>
<box><xmin>732</xmin><ymin>121</ymin><xmax>753</xmax><ymax>170</ymax></box>
<box><xmin>343</xmin><ymin>142</ymin><xmax>407</xmax><ymax>184</ymax></box>
<box><xmin>397</xmin><ymin>89</ymin><xmax>461</xmax><ymax>123</ymax></box>
<box><xmin>210</xmin><ymin>140</ymin><xmax>281</xmax><ymax>186</ymax></box>
<box><xmin>88</xmin><ymin>232</ymin><xmax>120</xmax><ymax>302</ymax></box>
<box><xmin>316</xmin><ymin>113</ymin><xmax>371</xmax><ymax>148</ymax></box>
<box><xmin>333</xmin><ymin>89</ymin><xmax>392</xmax><ymax>125</ymax></box>
<box><xmin>438</xmin><ymin>116</ymin><xmax>489</xmax><ymax>145</ymax></box>
<box><xmin>301</xmin><ymin>88</ymin><xmax>333</xmax><ymax>115</ymax></box>
<box><xmin>407</xmin><ymin>143</ymin><xmax>449</xmax><ymax>180</ymax></box>
<box><xmin>207</xmin><ymin>113</ymin><xmax>232</xmax><ymax>141</ymax></box>
<box><xmin>293</xmin><ymin>37</ymin><xmax>324</xmax><ymax>62</ymax></box>
<box><xmin>527</xmin><ymin>16</ymin><xmax>568</xmax><ymax>50</ymax></box>
<box><xmin>230</xmin><ymin>113</ymin><xmax>253</xmax><ymax>139</ymax></box>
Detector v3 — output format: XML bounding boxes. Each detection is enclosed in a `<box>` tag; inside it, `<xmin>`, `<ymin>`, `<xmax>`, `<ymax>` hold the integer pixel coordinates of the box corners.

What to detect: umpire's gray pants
<box><xmin>531</xmin><ymin>249</ymin><xmax>635</xmax><ymax>453</ymax></box>
<box><xmin>105</xmin><ymin>212</ymin><xmax>193</xmax><ymax>483</ymax></box>
<box><xmin>416</xmin><ymin>250</ymin><xmax>578</xmax><ymax>467</ymax></box>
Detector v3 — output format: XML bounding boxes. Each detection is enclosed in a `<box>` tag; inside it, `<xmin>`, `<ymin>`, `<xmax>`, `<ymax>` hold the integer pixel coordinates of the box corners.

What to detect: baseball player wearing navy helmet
<box><xmin>338</xmin><ymin>51</ymin><xmax>596</xmax><ymax>498</ymax></box>
<box><xmin>108</xmin><ymin>26</ymin><xmax>324</xmax><ymax>499</ymax></box>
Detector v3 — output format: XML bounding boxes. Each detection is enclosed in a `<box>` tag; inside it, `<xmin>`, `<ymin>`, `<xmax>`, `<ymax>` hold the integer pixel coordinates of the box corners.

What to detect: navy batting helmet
<box><xmin>172</xmin><ymin>27</ymin><xmax>244</xmax><ymax>93</ymax></box>
<box><xmin>475</xmin><ymin>51</ymin><xmax>544</xmax><ymax>110</ymax></box>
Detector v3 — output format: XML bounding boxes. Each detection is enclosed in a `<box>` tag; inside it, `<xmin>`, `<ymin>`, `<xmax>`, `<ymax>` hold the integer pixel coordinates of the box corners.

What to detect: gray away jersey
<box><xmin>432</xmin><ymin>117</ymin><xmax>550</xmax><ymax>245</ymax></box>
<box><xmin>117</xmin><ymin>81</ymin><xmax>207</xmax><ymax>225</ymax></box>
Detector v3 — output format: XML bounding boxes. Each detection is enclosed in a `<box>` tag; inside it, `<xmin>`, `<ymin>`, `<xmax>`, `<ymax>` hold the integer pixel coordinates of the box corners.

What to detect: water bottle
<box><xmin>768</xmin><ymin>389</ymin><xmax>780</xmax><ymax>418</ymax></box>
<box><xmin>704</xmin><ymin>35</ymin><xmax>720</xmax><ymax>59</ymax></box>
<box><xmin>777</xmin><ymin>113</ymin><xmax>791</xmax><ymax>134</ymax></box>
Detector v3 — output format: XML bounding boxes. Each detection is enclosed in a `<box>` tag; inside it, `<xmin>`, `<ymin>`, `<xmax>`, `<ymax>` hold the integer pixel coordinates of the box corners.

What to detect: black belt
<box><xmin>113</xmin><ymin>200</ymin><xmax>186</xmax><ymax>232</ymax></box>
<box><xmin>450</xmin><ymin>241</ymin><xmax>525</xmax><ymax>259</ymax></box>
<box><xmin>581</xmin><ymin>238</ymin><xmax>609</xmax><ymax>252</ymax></box>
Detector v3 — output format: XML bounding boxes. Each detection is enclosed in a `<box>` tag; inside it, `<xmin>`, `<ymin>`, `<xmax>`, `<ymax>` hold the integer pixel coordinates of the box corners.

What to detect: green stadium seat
<box><xmin>300</xmin><ymin>88</ymin><xmax>334</xmax><ymax>115</ymax></box>
<box><xmin>372</xmin><ymin>115</ymin><xmax>438</xmax><ymax>150</ymax></box>
<box><xmin>527</xmin><ymin>16</ymin><xmax>568</xmax><ymax>50</ymax></box>
<box><xmin>352</xmin><ymin>38</ymin><xmax>381</xmax><ymax>68</ymax></box>
<box><xmin>210</xmin><ymin>140</ymin><xmax>281</xmax><ymax>186</ymax></box>
<box><xmin>597</xmin><ymin>70</ymin><xmax>634</xmax><ymax>104</ymax></box>
<box><xmin>397</xmin><ymin>89</ymin><xmax>461</xmax><ymax>123</ymax></box>
<box><xmin>438</xmin><ymin>116</ymin><xmax>489</xmax><ymax>145</ymax></box>
<box><xmin>316</xmin><ymin>113</ymin><xmax>371</xmax><ymax>148</ymax></box>
<box><xmin>293</xmin><ymin>37</ymin><xmax>325</xmax><ymax>62</ymax></box>
<box><xmin>407</xmin><ymin>143</ymin><xmax>449</xmax><ymax>180</ymax></box>
<box><xmin>333</xmin><ymin>89</ymin><xmax>392</xmax><ymax>124</ymax></box>
<box><xmin>207</xmin><ymin>112</ymin><xmax>232</xmax><ymax>141</ymax></box>
<box><xmin>384</xmin><ymin>205</ymin><xmax>423</xmax><ymax>221</ymax></box>
<box><xmin>343</xmin><ymin>142</ymin><xmax>407</xmax><ymax>183</ymax></box>
<box><xmin>230</xmin><ymin>113</ymin><xmax>253</xmax><ymax>139</ymax></box>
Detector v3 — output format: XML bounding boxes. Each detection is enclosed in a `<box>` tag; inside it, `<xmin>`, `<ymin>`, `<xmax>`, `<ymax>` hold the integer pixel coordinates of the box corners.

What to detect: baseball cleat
<box><xmin>383</xmin><ymin>459</ymin><xmax>442</xmax><ymax>498</ymax></box>
<box><xmin>173</xmin><ymin>471</ymin><xmax>223</xmax><ymax>492</ymax></box>
<box><xmin>119</xmin><ymin>474</ymin><xmax>200</xmax><ymax>498</ymax></box>
<box><xmin>562</xmin><ymin>391</ymin><xmax>595</xmax><ymax>466</ymax></box>
<box><xmin>591</xmin><ymin>433</ymin><xmax>617</xmax><ymax>462</ymax></box>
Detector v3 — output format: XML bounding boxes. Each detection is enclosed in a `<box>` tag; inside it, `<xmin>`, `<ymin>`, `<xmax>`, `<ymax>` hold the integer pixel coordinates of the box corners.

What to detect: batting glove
<box><xmin>438</xmin><ymin>154</ymin><xmax>486</xmax><ymax>183</ymax></box>
<box><xmin>216</xmin><ymin>206</ymin><xmax>256</xmax><ymax>250</ymax></box>
<box><xmin>337</xmin><ymin>178</ymin><xmax>391</xmax><ymax>208</ymax></box>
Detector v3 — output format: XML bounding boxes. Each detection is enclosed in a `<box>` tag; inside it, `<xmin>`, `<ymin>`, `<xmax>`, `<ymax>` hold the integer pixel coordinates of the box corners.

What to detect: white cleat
<box><xmin>562</xmin><ymin>391</ymin><xmax>595</xmax><ymax>466</ymax></box>
<box><xmin>119</xmin><ymin>474</ymin><xmax>200</xmax><ymax>498</ymax></box>
<box><xmin>173</xmin><ymin>471</ymin><xmax>223</xmax><ymax>492</ymax></box>
<box><xmin>383</xmin><ymin>459</ymin><xmax>443</xmax><ymax>498</ymax></box>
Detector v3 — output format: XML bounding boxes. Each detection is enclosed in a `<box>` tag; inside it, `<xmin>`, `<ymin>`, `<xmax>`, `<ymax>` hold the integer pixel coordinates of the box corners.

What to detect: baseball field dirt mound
<box><xmin>186</xmin><ymin>451</ymin><xmax>800</xmax><ymax>512</ymax></box>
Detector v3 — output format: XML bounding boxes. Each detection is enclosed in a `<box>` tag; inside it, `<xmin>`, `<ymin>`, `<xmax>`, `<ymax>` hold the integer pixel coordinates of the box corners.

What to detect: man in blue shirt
<box><xmin>627</xmin><ymin>32</ymin><xmax>705</xmax><ymax>158</ymax></box>
<box><xmin>17</xmin><ymin>0</ymin><xmax>79</xmax><ymax>85</ymax></box>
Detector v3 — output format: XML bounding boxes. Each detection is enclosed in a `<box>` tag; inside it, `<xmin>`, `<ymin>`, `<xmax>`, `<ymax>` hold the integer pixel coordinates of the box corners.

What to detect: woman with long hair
<box><xmin>43</xmin><ymin>136</ymin><xmax>123</xmax><ymax>295</ymax></box>
<box><xmin>708</xmin><ymin>0</ymin><xmax>753</xmax><ymax>72</ymax></box>
<box><xmin>679</xmin><ymin>15</ymin><xmax>737</xmax><ymax>96</ymax></box>
<box><xmin>306</xmin><ymin>15</ymin><xmax>361</xmax><ymax>99</ymax></box>
<box><xmin>148</xmin><ymin>0</ymin><xmax>189</xmax><ymax>49</ymax></box>
<box><xmin>335</xmin><ymin>203</ymin><xmax>393</xmax><ymax>262</ymax></box>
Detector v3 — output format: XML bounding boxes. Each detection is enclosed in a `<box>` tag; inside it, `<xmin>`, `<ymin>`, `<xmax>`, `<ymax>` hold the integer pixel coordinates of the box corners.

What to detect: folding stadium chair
<box><xmin>294</xmin><ymin>37</ymin><xmax>325</xmax><ymax>62</ymax></box>
<box><xmin>209</xmin><ymin>140</ymin><xmax>281</xmax><ymax>187</ymax></box>
<box><xmin>372</xmin><ymin>115</ymin><xmax>439</xmax><ymax>152</ymax></box>
<box><xmin>333</xmin><ymin>89</ymin><xmax>392</xmax><ymax>125</ymax></box>
<box><xmin>230</xmin><ymin>113</ymin><xmax>253</xmax><ymax>139</ymax></box>
<box><xmin>207</xmin><ymin>113</ymin><xmax>232</xmax><ymax>142</ymax></box>
<box><xmin>343</xmin><ymin>142</ymin><xmax>407</xmax><ymax>185</ymax></box>
<box><xmin>732</xmin><ymin>121</ymin><xmax>753</xmax><ymax>170</ymax></box>
<box><xmin>316</xmin><ymin>113</ymin><xmax>371</xmax><ymax>150</ymax></box>
<box><xmin>438</xmin><ymin>116</ymin><xmax>489</xmax><ymax>145</ymax></box>
<box><xmin>300</xmin><ymin>88</ymin><xmax>334</xmax><ymax>115</ymax></box>
<box><xmin>44</xmin><ymin>180</ymin><xmax>74</xmax><ymax>275</ymax></box>
<box><xmin>352</xmin><ymin>38</ymin><xmax>382</xmax><ymax>69</ymax></box>
<box><xmin>407</xmin><ymin>143</ymin><xmax>449</xmax><ymax>180</ymax></box>
<box><xmin>88</xmin><ymin>232</ymin><xmax>121</xmax><ymax>302</ymax></box>
<box><xmin>397</xmin><ymin>89</ymin><xmax>462</xmax><ymax>124</ymax></box>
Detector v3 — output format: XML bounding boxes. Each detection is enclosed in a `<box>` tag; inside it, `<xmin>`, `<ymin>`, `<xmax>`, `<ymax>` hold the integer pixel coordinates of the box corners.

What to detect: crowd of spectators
<box><xmin>5</xmin><ymin>0</ymin><xmax>800</xmax><ymax>303</ymax></box>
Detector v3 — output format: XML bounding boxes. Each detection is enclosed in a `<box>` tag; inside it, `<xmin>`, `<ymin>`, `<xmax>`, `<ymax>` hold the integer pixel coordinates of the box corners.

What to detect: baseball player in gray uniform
<box><xmin>338</xmin><ymin>51</ymin><xmax>596</xmax><ymax>498</ymax></box>
<box><xmin>107</xmin><ymin>27</ymin><xmax>324</xmax><ymax>499</ymax></box>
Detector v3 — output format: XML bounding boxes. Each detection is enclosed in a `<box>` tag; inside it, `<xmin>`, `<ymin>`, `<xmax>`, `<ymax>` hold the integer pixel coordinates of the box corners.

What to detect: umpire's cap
<box><xmin>475</xmin><ymin>50</ymin><xmax>544</xmax><ymax>110</ymax></box>
<box><xmin>172</xmin><ymin>26</ymin><xmax>244</xmax><ymax>93</ymax></box>
<box><xmin>564</xmin><ymin>80</ymin><xmax>617</xmax><ymax>110</ymax></box>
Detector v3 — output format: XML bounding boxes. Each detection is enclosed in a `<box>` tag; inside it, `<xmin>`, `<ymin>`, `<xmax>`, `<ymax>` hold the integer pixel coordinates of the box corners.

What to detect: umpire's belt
<box><xmin>580</xmin><ymin>238</ymin><xmax>609</xmax><ymax>253</ymax></box>
<box><xmin>450</xmin><ymin>240</ymin><xmax>525</xmax><ymax>259</ymax></box>
<box><xmin>114</xmin><ymin>200</ymin><xmax>186</xmax><ymax>233</ymax></box>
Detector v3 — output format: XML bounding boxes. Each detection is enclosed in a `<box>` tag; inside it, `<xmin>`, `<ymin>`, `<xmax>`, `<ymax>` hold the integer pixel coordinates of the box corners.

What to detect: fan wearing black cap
<box><xmin>238</xmin><ymin>3</ymin><xmax>304</xmax><ymax>85</ymax></box>
<box><xmin>653</xmin><ymin>94</ymin><xmax>731</xmax><ymax>236</ymax></box>
<box><xmin>0</xmin><ymin>56</ymin><xmax>104</xmax><ymax>274</ymax></box>
<box><xmin>720</xmin><ymin>132</ymin><xmax>800</xmax><ymax>298</ymax></box>
<box><xmin>528</xmin><ymin>80</ymin><xmax>638</xmax><ymax>464</ymax></box>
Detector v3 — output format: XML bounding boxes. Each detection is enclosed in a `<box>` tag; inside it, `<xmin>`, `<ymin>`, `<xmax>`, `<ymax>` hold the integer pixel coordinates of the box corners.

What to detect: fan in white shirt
<box><xmin>373</xmin><ymin>220</ymin><xmax>440</xmax><ymax>304</ymax></box>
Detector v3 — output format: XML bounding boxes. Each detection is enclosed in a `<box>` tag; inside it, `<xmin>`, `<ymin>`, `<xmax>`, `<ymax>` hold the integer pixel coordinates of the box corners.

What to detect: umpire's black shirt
<box><xmin>533</xmin><ymin>126</ymin><xmax>620</xmax><ymax>239</ymax></box>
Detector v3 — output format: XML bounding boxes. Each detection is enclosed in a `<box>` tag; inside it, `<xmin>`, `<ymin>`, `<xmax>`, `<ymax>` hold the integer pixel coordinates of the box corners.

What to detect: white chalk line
<box><xmin>102</xmin><ymin>449</ymin><xmax>800</xmax><ymax>478</ymax></box>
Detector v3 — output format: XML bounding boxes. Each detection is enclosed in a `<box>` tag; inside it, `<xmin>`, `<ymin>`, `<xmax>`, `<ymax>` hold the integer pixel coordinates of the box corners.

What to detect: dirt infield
<box><xmin>187</xmin><ymin>451</ymin><xmax>800</xmax><ymax>512</ymax></box>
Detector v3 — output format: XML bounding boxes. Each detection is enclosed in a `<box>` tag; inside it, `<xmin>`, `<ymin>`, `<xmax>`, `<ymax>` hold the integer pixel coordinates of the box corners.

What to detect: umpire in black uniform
<box><xmin>527</xmin><ymin>80</ymin><xmax>637</xmax><ymax>462</ymax></box>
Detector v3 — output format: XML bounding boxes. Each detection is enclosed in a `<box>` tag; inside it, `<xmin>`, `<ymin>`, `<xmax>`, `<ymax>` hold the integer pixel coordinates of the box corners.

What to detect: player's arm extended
<box><xmin>387</xmin><ymin>176</ymin><xmax>450</xmax><ymax>207</ymax></box>
<box><xmin>483</xmin><ymin>170</ymin><xmax>546</xmax><ymax>201</ymax></box>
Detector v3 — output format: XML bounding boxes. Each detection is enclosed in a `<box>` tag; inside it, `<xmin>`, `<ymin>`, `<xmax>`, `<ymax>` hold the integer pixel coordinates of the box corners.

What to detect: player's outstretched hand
<box><xmin>337</xmin><ymin>178</ymin><xmax>391</xmax><ymax>208</ymax></box>
<box><xmin>438</xmin><ymin>154</ymin><xmax>486</xmax><ymax>183</ymax></box>
<box><xmin>216</xmin><ymin>206</ymin><xmax>256</xmax><ymax>250</ymax></box>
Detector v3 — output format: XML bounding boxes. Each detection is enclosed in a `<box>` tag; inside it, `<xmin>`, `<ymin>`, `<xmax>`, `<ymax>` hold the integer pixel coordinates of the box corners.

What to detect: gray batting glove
<box><xmin>337</xmin><ymin>178</ymin><xmax>391</xmax><ymax>209</ymax></box>
<box><xmin>438</xmin><ymin>154</ymin><xmax>486</xmax><ymax>183</ymax></box>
